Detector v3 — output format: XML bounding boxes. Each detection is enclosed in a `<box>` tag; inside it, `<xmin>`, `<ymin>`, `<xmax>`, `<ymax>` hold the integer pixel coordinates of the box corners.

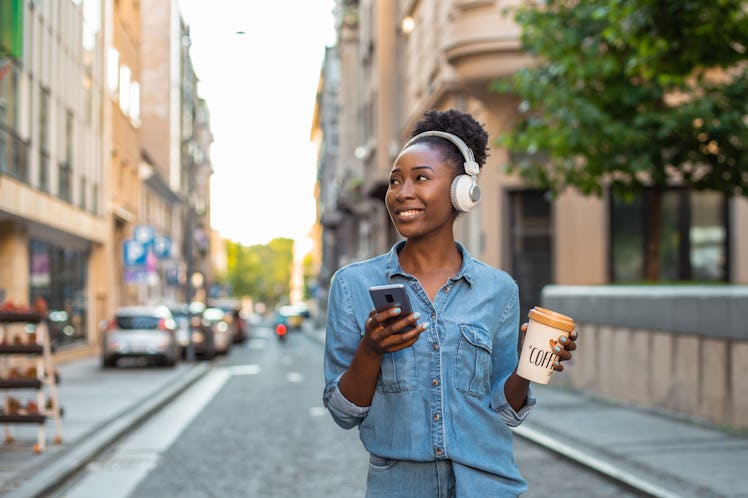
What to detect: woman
<box><xmin>323</xmin><ymin>109</ymin><xmax>578</xmax><ymax>497</ymax></box>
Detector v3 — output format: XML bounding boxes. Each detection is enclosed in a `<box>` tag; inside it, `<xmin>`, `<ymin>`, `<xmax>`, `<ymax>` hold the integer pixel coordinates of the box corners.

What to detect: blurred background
<box><xmin>1</xmin><ymin>0</ymin><xmax>747</xmax><ymax>448</ymax></box>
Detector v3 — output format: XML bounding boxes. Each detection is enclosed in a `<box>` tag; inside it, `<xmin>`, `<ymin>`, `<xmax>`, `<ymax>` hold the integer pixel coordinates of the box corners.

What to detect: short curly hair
<box><xmin>409</xmin><ymin>109</ymin><xmax>489</xmax><ymax>170</ymax></box>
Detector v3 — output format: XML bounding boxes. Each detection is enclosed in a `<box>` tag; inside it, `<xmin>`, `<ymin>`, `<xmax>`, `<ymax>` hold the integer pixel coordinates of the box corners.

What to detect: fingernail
<box><xmin>553</xmin><ymin>346</ymin><xmax>561</xmax><ymax>353</ymax></box>
<box><xmin>393</xmin><ymin>307</ymin><xmax>401</xmax><ymax>314</ymax></box>
<box><xmin>553</xmin><ymin>361</ymin><xmax>560</xmax><ymax>368</ymax></box>
<box><xmin>571</xmin><ymin>330</ymin><xmax>578</xmax><ymax>339</ymax></box>
<box><xmin>413</xmin><ymin>312</ymin><xmax>421</xmax><ymax>319</ymax></box>
<box><xmin>559</xmin><ymin>336</ymin><xmax>567</xmax><ymax>344</ymax></box>
<box><xmin>422</xmin><ymin>322</ymin><xmax>430</xmax><ymax>330</ymax></box>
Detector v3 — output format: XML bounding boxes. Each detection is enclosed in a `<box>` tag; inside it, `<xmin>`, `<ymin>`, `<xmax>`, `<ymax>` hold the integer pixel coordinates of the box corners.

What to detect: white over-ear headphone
<box><xmin>403</xmin><ymin>130</ymin><xmax>481</xmax><ymax>212</ymax></box>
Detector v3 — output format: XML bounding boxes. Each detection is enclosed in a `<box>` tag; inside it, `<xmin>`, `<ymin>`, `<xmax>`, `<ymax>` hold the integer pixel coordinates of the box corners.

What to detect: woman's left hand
<box><xmin>552</xmin><ymin>329</ymin><xmax>578</xmax><ymax>371</ymax></box>
<box><xmin>519</xmin><ymin>324</ymin><xmax>579</xmax><ymax>371</ymax></box>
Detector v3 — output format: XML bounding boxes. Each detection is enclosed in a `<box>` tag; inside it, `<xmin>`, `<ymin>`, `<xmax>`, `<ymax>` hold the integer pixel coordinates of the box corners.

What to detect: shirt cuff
<box><xmin>496</xmin><ymin>384</ymin><xmax>536</xmax><ymax>427</ymax></box>
<box><xmin>323</xmin><ymin>377</ymin><xmax>370</xmax><ymax>428</ymax></box>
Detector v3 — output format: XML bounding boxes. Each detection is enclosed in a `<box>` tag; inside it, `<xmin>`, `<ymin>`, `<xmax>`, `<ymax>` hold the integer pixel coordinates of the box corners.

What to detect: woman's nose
<box><xmin>395</xmin><ymin>179</ymin><xmax>415</xmax><ymax>199</ymax></box>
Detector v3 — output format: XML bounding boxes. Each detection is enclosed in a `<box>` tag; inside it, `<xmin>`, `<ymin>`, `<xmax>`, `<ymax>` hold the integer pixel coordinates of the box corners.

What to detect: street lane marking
<box><xmin>286</xmin><ymin>372</ymin><xmax>303</xmax><ymax>383</ymax></box>
<box><xmin>229</xmin><ymin>364</ymin><xmax>261</xmax><ymax>376</ymax></box>
<box><xmin>309</xmin><ymin>406</ymin><xmax>327</xmax><ymax>417</ymax></box>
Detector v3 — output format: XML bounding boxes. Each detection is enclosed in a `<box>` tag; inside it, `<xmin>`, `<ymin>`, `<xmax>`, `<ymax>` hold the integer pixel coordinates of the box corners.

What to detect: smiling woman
<box><xmin>178</xmin><ymin>0</ymin><xmax>336</xmax><ymax>245</ymax></box>
<box><xmin>322</xmin><ymin>109</ymin><xmax>581</xmax><ymax>497</ymax></box>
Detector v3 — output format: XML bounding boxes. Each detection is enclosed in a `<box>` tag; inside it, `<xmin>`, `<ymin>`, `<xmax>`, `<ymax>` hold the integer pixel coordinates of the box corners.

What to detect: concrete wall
<box><xmin>542</xmin><ymin>285</ymin><xmax>748</xmax><ymax>430</ymax></box>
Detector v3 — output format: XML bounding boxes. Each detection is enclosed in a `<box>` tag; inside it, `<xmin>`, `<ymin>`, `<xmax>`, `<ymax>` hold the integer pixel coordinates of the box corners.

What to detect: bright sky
<box><xmin>178</xmin><ymin>0</ymin><xmax>336</xmax><ymax>246</ymax></box>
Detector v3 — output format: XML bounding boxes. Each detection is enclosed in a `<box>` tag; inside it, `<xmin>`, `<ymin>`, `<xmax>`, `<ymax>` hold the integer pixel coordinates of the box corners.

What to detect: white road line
<box><xmin>57</xmin><ymin>368</ymin><xmax>231</xmax><ymax>498</ymax></box>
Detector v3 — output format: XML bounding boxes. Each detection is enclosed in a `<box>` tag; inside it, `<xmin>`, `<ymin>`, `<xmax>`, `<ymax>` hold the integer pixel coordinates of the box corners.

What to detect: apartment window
<box><xmin>0</xmin><ymin>61</ymin><xmax>28</xmax><ymax>180</ymax></box>
<box><xmin>118</xmin><ymin>65</ymin><xmax>131</xmax><ymax>114</ymax></box>
<box><xmin>610</xmin><ymin>188</ymin><xmax>728</xmax><ymax>282</ymax></box>
<box><xmin>80</xmin><ymin>176</ymin><xmax>86</xmax><ymax>210</ymax></box>
<box><xmin>58</xmin><ymin>110</ymin><xmax>73</xmax><ymax>202</ymax></box>
<box><xmin>107</xmin><ymin>47</ymin><xmax>119</xmax><ymax>95</ymax></box>
<box><xmin>39</xmin><ymin>87</ymin><xmax>50</xmax><ymax>191</ymax></box>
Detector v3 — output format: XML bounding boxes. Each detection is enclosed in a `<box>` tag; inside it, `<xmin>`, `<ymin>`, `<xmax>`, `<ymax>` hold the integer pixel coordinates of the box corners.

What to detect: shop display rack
<box><xmin>0</xmin><ymin>310</ymin><xmax>63</xmax><ymax>453</ymax></box>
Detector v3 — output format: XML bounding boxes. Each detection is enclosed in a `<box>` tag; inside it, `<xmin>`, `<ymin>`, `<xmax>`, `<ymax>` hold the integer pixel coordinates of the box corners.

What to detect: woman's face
<box><xmin>386</xmin><ymin>142</ymin><xmax>458</xmax><ymax>240</ymax></box>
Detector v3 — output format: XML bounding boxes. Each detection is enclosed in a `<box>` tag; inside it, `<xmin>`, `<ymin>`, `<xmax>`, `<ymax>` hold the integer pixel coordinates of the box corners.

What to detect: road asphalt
<box><xmin>1</xmin><ymin>326</ymin><xmax>746</xmax><ymax>498</ymax></box>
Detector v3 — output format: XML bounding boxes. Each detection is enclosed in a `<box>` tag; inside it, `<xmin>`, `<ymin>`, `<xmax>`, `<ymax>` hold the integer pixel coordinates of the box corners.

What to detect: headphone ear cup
<box><xmin>450</xmin><ymin>174</ymin><xmax>480</xmax><ymax>212</ymax></box>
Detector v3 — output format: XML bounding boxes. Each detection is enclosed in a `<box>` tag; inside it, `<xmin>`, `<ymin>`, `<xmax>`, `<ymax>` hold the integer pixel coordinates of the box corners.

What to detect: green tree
<box><xmin>220</xmin><ymin>238</ymin><xmax>294</xmax><ymax>308</ymax></box>
<box><xmin>496</xmin><ymin>0</ymin><xmax>748</xmax><ymax>281</ymax></box>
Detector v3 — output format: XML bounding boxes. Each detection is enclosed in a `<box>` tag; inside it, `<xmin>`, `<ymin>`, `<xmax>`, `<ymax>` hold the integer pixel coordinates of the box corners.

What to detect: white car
<box><xmin>101</xmin><ymin>305</ymin><xmax>179</xmax><ymax>368</ymax></box>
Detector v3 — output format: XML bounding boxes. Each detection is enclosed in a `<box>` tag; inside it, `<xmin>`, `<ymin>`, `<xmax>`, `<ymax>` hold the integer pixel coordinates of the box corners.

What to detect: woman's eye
<box><xmin>389</xmin><ymin>178</ymin><xmax>400</xmax><ymax>185</ymax></box>
<box><xmin>416</xmin><ymin>174</ymin><xmax>430</xmax><ymax>181</ymax></box>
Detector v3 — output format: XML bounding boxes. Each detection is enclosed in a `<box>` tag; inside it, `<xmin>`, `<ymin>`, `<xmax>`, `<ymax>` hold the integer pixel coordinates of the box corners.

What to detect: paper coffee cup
<box><xmin>516</xmin><ymin>307</ymin><xmax>575</xmax><ymax>384</ymax></box>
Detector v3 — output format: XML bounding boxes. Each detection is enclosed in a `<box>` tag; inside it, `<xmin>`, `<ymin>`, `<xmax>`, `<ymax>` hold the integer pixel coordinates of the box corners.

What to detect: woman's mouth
<box><xmin>396</xmin><ymin>209</ymin><xmax>423</xmax><ymax>221</ymax></box>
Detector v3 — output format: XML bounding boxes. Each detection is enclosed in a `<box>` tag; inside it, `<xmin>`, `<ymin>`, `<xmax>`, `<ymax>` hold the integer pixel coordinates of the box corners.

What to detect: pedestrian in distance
<box><xmin>322</xmin><ymin>108</ymin><xmax>579</xmax><ymax>497</ymax></box>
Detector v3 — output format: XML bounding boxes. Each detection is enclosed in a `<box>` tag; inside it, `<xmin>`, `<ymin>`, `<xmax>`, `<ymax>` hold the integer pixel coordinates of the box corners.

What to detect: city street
<box><xmin>46</xmin><ymin>323</ymin><xmax>641</xmax><ymax>498</ymax></box>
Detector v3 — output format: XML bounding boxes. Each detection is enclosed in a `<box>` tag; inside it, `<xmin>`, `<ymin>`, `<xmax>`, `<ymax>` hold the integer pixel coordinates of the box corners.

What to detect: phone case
<box><xmin>368</xmin><ymin>284</ymin><xmax>415</xmax><ymax>333</ymax></box>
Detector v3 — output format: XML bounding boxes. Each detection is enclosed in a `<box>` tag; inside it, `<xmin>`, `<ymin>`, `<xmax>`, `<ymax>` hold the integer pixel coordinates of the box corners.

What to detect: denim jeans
<box><xmin>365</xmin><ymin>455</ymin><xmax>522</xmax><ymax>498</ymax></box>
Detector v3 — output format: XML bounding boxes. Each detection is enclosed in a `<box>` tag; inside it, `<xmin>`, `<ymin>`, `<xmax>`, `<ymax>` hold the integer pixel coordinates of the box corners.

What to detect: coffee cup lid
<box><xmin>528</xmin><ymin>306</ymin><xmax>575</xmax><ymax>332</ymax></box>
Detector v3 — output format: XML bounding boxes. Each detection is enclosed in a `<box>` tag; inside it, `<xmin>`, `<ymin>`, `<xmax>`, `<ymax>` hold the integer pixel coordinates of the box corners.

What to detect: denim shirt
<box><xmin>323</xmin><ymin>241</ymin><xmax>535</xmax><ymax>493</ymax></box>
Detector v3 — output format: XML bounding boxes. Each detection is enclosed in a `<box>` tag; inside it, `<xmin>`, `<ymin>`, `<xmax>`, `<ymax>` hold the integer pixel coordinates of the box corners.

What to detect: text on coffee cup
<box><xmin>524</xmin><ymin>344</ymin><xmax>559</xmax><ymax>369</ymax></box>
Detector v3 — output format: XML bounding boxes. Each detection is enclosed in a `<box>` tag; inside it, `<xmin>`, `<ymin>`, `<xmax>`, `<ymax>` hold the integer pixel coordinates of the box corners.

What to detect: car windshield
<box><xmin>116</xmin><ymin>316</ymin><xmax>161</xmax><ymax>330</ymax></box>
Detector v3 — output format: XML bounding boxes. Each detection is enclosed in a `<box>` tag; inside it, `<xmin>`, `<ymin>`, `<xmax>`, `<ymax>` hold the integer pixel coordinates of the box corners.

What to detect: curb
<box><xmin>512</xmin><ymin>424</ymin><xmax>678</xmax><ymax>498</ymax></box>
<box><xmin>4</xmin><ymin>362</ymin><xmax>212</xmax><ymax>498</ymax></box>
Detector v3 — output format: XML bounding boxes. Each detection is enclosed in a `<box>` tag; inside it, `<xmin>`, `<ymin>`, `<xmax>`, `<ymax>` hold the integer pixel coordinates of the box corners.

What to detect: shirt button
<box><xmin>431</xmin><ymin>312</ymin><xmax>436</xmax><ymax>320</ymax></box>
<box><xmin>432</xmin><ymin>378</ymin><xmax>439</xmax><ymax>386</ymax></box>
<box><xmin>433</xmin><ymin>413</ymin><xmax>440</xmax><ymax>421</ymax></box>
<box><xmin>444</xmin><ymin>286</ymin><xmax>450</xmax><ymax>292</ymax></box>
<box><xmin>435</xmin><ymin>448</ymin><xmax>443</xmax><ymax>456</ymax></box>
<box><xmin>432</xmin><ymin>343</ymin><xmax>439</xmax><ymax>351</ymax></box>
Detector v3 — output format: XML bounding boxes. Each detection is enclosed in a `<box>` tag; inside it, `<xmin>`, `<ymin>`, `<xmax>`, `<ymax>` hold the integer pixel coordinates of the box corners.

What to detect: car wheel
<box><xmin>101</xmin><ymin>357</ymin><xmax>117</xmax><ymax>369</ymax></box>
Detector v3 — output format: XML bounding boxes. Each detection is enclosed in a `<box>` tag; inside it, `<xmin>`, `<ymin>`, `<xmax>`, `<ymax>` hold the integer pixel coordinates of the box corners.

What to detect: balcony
<box><xmin>443</xmin><ymin>0</ymin><xmax>532</xmax><ymax>93</ymax></box>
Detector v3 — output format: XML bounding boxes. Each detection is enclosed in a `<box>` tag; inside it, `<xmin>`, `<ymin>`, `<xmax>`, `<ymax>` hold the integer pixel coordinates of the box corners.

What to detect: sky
<box><xmin>178</xmin><ymin>0</ymin><xmax>337</xmax><ymax>246</ymax></box>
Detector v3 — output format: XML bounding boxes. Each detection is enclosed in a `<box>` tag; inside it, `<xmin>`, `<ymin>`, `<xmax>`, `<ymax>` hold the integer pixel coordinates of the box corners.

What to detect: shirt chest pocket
<box><xmin>455</xmin><ymin>324</ymin><xmax>493</xmax><ymax>398</ymax></box>
<box><xmin>377</xmin><ymin>347</ymin><xmax>417</xmax><ymax>393</ymax></box>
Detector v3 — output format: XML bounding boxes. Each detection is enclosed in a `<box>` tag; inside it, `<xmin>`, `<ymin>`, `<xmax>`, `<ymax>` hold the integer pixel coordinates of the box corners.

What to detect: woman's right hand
<box><xmin>362</xmin><ymin>308</ymin><xmax>428</xmax><ymax>354</ymax></box>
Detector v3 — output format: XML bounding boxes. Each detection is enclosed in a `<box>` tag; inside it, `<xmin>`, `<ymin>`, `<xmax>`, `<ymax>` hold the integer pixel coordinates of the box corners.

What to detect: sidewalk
<box><xmin>0</xmin><ymin>355</ymin><xmax>210</xmax><ymax>498</ymax></box>
<box><xmin>307</xmin><ymin>325</ymin><xmax>748</xmax><ymax>498</ymax></box>
<box><xmin>517</xmin><ymin>384</ymin><xmax>748</xmax><ymax>498</ymax></box>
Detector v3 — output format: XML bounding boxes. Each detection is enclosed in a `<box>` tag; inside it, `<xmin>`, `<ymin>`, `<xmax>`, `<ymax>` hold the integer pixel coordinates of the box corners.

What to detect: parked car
<box><xmin>201</xmin><ymin>307</ymin><xmax>233</xmax><ymax>355</ymax></box>
<box><xmin>168</xmin><ymin>302</ymin><xmax>204</xmax><ymax>358</ymax></box>
<box><xmin>101</xmin><ymin>305</ymin><xmax>179</xmax><ymax>368</ymax></box>
<box><xmin>209</xmin><ymin>298</ymin><xmax>248</xmax><ymax>343</ymax></box>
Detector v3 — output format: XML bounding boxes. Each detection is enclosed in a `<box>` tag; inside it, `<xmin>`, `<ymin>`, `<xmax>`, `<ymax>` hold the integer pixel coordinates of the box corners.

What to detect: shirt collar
<box><xmin>384</xmin><ymin>240</ymin><xmax>476</xmax><ymax>286</ymax></box>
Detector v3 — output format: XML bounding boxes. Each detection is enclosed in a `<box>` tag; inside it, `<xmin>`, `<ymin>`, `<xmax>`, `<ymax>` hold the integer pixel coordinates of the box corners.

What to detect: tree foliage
<box><xmin>495</xmin><ymin>0</ymin><xmax>748</xmax><ymax>280</ymax></box>
<box><xmin>496</xmin><ymin>0</ymin><xmax>748</xmax><ymax>200</ymax></box>
<box><xmin>221</xmin><ymin>238</ymin><xmax>294</xmax><ymax>308</ymax></box>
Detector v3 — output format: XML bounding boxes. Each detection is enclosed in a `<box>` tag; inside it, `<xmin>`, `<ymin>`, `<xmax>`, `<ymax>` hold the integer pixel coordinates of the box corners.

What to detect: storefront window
<box><xmin>610</xmin><ymin>188</ymin><xmax>728</xmax><ymax>282</ymax></box>
<box><xmin>29</xmin><ymin>240</ymin><xmax>88</xmax><ymax>348</ymax></box>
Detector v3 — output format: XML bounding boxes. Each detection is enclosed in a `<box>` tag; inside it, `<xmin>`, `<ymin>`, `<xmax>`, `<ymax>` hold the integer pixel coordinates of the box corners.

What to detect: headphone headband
<box><xmin>403</xmin><ymin>131</ymin><xmax>480</xmax><ymax>177</ymax></box>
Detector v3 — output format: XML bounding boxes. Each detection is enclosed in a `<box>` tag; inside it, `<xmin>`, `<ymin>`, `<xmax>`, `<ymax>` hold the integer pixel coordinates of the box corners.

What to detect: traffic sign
<box><xmin>123</xmin><ymin>239</ymin><xmax>147</xmax><ymax>267</ymax></box>
<box><xmin>153</xmin><ymin>235</ymin><xmax>172</xmax><ymax>259</ymax></box>
<box><xmin>133</xmin><ymin>225</ymin><xmax>155</xmax><ymax>246</ymax></box>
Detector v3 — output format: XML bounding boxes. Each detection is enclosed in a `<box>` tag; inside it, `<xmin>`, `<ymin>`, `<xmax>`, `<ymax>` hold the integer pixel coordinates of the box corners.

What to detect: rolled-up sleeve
<box><xmin>494</xmin><ymin>384</ymin><xmax>536</xmax><ymax>427</ymax></box>
<box><xmin>323</xmin><ymin>374</ymin><xmax>370</xmax><ymax>429</ymax></box>
<box><xmin>489</xmin><ymin>281</ymin><xmax>536</xmax><ymax>427</ymax></box>
<box><xmin>322</xmin><ymin>270</ymin><xmax>369</xmax><ymax>429</ymax></box>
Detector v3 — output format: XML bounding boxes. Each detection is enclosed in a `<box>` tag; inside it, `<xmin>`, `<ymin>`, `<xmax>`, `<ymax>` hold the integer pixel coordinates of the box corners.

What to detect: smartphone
<box><xmin>368</xmin><ymin>284</ymin><xmax>416</xmax><ymax>333</ymax></box>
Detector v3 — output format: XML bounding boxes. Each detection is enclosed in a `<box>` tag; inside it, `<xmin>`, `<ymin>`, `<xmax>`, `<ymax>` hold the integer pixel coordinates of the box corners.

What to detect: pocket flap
<box><xmin>459</xmin><ymin>324</ymin><xmax>492</xmax><ymax>353</ymax></box>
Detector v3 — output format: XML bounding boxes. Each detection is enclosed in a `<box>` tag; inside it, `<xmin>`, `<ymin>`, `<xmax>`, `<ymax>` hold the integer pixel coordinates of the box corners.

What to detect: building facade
<box><xmin>0</xmin><ymin>0</ymin><xmax>214</xmax><ymax>359</ymax></box>
<box><xmin>313</xmin><ymin>0</ymin><xmax>748</xmax><ymax>321</ymax></box>
<box><xmin>1</xmin><ymin>0</ymin><xmax>109</xmax><ymax>353</ymax></box>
